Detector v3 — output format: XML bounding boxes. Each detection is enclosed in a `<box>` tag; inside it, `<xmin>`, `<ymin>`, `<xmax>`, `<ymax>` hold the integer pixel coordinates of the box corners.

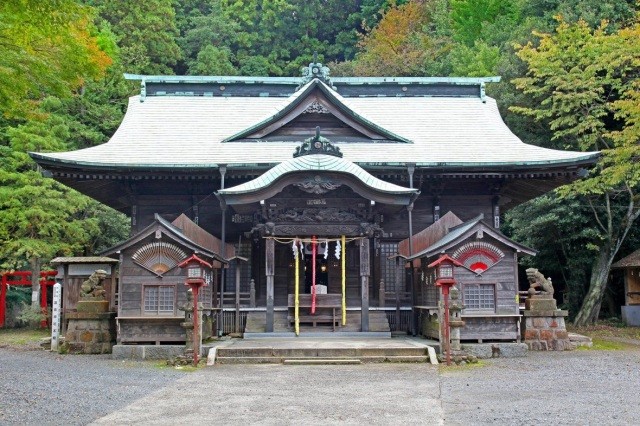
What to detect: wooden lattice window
<box><xmin>379</xmin><ymin>242</ymin><xmax>399</xmax><ymax>292</ymax></box>
<box><xmin>143</xmin><ymin>285</ymin><xmax>176</xmax><ymax>315</ymax></box>
<box><xmin>132</xmin><ymin>242</ymin><xmax>187</xmax><ymax>275</ymax></box>
<box><xmin>463</xmin><ymin>284</ymin><xmax>495</xmax><ymax>311</ymax></box>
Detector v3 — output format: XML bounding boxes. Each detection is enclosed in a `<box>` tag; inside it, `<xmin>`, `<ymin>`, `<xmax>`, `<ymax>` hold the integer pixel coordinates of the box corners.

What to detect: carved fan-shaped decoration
<box><xmin>452</xmin><ymin>242</ymin><xmax>505</xmax><ymax>274</ymax></box>
<box><xmin>132</xmin><ymin>242</ymin><xmax>187</xmax><ymax>275</ymax></box>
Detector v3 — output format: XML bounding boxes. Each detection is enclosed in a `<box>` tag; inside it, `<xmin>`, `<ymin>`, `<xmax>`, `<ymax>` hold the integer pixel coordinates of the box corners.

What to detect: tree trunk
<box><xmin>30</xmin><ymin>257</ymin><xmax>41</xmax><ymax>309</ymax></box>
<box><xmin>573</xmin><ymin>246</ymin><xmax>613</xmax><ymax>326</ymax></box>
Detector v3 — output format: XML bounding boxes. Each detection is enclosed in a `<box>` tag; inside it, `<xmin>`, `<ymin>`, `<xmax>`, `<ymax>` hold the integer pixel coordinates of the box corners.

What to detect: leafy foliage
<box><xmin>511</xmin><ymin>17</ymin><xmax>640</xmax><ymax>324</ymax></box>
<box><xmin>0</xmin><ymin>0</ymin><xmax>111</xmax><ymax>118</ymax></box>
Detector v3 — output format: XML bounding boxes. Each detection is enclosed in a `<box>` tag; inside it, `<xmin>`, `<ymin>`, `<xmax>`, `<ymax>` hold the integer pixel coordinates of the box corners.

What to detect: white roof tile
<box><xmin>35</xmin><ymin>91</ymin><xmax>597</xmax><ymax>168</ymax></box>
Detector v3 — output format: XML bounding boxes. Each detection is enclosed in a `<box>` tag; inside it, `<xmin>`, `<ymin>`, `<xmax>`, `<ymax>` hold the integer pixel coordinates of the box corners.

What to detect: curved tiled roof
<box><xmin>30</xmin><ymin>78</ymin><xmax>599</xmax><ymax>170</ymax></box>
<box><xmin>219</xmin><ymin>154</ymin><xmax>417</xmax><ymax>196</ymax></box>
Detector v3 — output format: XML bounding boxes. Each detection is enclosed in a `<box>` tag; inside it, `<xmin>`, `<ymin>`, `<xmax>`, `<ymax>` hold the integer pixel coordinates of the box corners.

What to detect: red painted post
<box><xmin>442</xmin><ymin>285</ymin><xmax>451</xmax><ymax>366</ymax></box>
<box><xmin>0</xmin><ymin>273</ymin><xmax>7</xmax><ymax>327</ymax></box>
<box><xmin>192</xmin><ymin>284</ymin><xmax>200</xmax><ymax>366</ymax></box>
<box><xmin>38</xmin><ymin>271</ymin><xmax>57</xmax><ymax>328</ymax></box>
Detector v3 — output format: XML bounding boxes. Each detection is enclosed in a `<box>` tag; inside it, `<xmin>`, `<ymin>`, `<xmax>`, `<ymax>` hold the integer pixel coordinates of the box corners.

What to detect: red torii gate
<box><xmin>0</xmin><ymin>270</ymin><xmax>58</xmax><ymax>328</ymax></box>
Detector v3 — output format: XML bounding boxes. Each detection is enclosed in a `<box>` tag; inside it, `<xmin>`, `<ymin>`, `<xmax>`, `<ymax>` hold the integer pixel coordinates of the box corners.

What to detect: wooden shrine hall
<box><xmin>30</xmin><ymin>60</ymin><xmax>599</xmax><ymax>343</ymax></box>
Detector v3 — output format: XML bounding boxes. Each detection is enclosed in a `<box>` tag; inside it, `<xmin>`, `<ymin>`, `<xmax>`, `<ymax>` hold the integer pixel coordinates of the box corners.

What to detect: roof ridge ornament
<box><xmin>300</xmin><ymin>52</ymin><xmax>333</xmax><ymax>88</ymax></box>
<box><xmin>293</xmin><ymin>127</ymin><xmax>343</xmax><ymax>158</ymax></box>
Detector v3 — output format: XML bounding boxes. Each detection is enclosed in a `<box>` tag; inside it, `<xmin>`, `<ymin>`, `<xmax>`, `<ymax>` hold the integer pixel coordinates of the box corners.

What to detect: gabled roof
<box><xmin>405</xmin><ymin>215</ymin><xmax>536</xmax><ymax>261</ymax></box>
<box><xmin>216</xmin><ymin>153</ymin><xmax>419</xmax><ymax>206</ymax></box>
<box><xmin>612</xmin><ymin>248</ymin><xmax>640</xmax><ymax>268</ymax></box>
<box><xmin>398</xmin><ymin>212</ymin><xmax>463</xmax><ymax>258</ymax></box>
<box><xmin>171</xmin><ymin>213</ymin><xmax>235</xmax><ymax>259</ymax></box>
<box><xmin>225</xmin><ymin>79</ymin><xmax>411</xmax><ymax>143</ymax></box>
<box><xmin>101</xmin><ymin>214</ymin><xmax>228</xmax><ymax>264</ymax></box>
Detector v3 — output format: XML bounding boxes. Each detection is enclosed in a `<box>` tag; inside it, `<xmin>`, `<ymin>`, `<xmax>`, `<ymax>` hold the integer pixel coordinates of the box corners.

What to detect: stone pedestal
<box><xmin>62</xmin><ymin>300</ymin><xmax>115</xmax><ymax>354</ymax></box>
<box><xmin>522</xmin><ymin>295</ymin><xmax>575</xmax><ymax>351</ymax></box>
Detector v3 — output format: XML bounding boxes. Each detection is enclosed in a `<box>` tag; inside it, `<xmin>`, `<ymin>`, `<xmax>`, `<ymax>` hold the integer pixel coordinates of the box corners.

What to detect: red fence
<box><xmin>0</xmin><ymin>271</ymin><xmax>57</xmax><ymax>328</ymax></box>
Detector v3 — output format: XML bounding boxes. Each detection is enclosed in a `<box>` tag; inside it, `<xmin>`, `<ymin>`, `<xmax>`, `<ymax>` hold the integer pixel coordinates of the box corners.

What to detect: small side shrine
<box><xmin>402</xmin><ymin>213</ymin><xmax>536</xmax><ymax>343</ymax></box>
<box><xmin>101</xmin><ymin>214</ymin><xmax>230</xmax><ymax>345</ymax></box>
<box><xmin>612</xmin><ymin>249</ymin><xmax>640</xmax><ymax>326</ymax></box>
<box><xmin>50</xmin><ymin>256</ymin><xmax>119</xmax><ymax>332</ymax></box>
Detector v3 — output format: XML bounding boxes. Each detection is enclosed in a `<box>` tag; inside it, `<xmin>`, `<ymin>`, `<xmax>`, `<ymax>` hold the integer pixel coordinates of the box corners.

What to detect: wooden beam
<box><xmin>360</xmin><ymin>238</ymin><xmax>370</xmax><ymax>332</ymax></box>
<box><xmin>265</xmin><ymin>238</ymin><xmax>275</xmax><ymax>332</ymax></box>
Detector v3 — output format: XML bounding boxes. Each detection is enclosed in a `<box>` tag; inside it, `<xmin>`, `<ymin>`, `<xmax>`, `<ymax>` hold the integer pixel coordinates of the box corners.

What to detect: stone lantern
<box><xmin>178</xmin><ymin>254</ymin><xmax>211</xmax><ymax>366</ymax></box>
<box><xmin>448</xmin><ymin>286</ymin><xmax>465</xmax><ymax>352</ymax></box>
<box><xmin>428</xmin><ymin>255</ymin><xmax>463</xmax><ymax>365</ymax></box>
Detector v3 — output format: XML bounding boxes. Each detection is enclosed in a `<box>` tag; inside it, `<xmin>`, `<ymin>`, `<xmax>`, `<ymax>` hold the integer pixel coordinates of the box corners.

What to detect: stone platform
<box><xmin>208</xmin><ymin>337</ymin><xmax>439</xmax><ymax>365</ymax></box>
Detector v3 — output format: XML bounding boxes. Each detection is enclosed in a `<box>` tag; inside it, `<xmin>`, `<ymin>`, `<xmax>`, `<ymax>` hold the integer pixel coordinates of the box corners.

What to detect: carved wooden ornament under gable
<box><xmin>294</xmin><ymin>175</ymin><xmax>342</xmax><ymax>194</ymax></box>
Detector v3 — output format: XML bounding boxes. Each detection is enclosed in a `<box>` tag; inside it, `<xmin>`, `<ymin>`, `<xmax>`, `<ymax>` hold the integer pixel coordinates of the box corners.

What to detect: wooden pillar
<box><xmin>249</xmin><ymin>279</ymin><xmax>256</xmax><ymax>308</ymax></box>
<box><xmin>395</xmin><ymin>257</ymin><xmax>402</xmax><ymax>331</ymax></box>
<box><xmin>265</xmin><ymin>238</ymin><xmax>275</xmax><ymax>332</ymax></box>
<box><xmin>360</xmin><ymin>238</ymin><xmax>370</xmax><ymax>332</ymax></box>
<box><xmin>407</xmin><ymin>162</ymin><xmax>417</xmax><ymax>336</ymax></box>
<box><xmin>235</xmin><ymin>261</ymin><xmax>241</xmax><ymax>334</ymax></box>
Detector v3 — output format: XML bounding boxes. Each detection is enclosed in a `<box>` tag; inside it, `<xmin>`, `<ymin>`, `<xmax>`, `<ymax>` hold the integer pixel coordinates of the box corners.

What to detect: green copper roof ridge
<box><xmin>223</xmin><ymin>78</ymin><xmax>412</xmax><ymax>143</ymax></box>
<box><xmin>124</xmin><ymin>73</ymin><xmax>302</xmax><ymax>84</ymax></box>
<box><xmin>123</xmin><ymin>73</ymin><xmax>501</xmax><ymax>85</ymax></box>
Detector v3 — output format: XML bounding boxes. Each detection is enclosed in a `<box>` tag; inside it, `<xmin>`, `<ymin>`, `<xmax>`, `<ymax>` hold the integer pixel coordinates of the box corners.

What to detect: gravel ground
<box><xmin>2</xmin><ymin>345</ymin><xmax>640</xmax><ymax>425</ymax></box>
<box><xmin>0</xmin><ymin>347</ymin><xmax>184</xmax><ymax>425</ymax></box>
<box><xmin>441</xmin><ymin>348</ymin><xmax>640</xmax><ymax>425</ymax></box>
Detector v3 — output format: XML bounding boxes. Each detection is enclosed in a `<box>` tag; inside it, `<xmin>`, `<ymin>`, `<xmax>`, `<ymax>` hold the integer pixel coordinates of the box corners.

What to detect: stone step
<box><xmin>215</xmin><ymin>354</ymin><xmax>430</xmax><ymax>365</ymax></box>
<box><xmin>283</xmin><ymin>358</ymin><xmax>362</xmax><ymax>365</ymax></box>
<box><xmin>217</xmin><ymin>346</ymin><xmax>427</xmax><ymax>359</ymax></box>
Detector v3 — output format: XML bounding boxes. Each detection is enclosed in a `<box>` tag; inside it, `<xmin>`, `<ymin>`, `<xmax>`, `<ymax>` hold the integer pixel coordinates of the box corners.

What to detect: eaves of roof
<box><xmin>29</xmin><ymin>152</ymin><xmax>600</xmax><ymax>172</ymax></box>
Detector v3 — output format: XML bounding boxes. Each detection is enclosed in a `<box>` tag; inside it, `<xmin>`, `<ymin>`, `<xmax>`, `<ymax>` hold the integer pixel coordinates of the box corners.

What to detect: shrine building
<box><xmin>30</xmin><ymin>61</ymin><xmax>598</xmax><ymax>343</ymax></box>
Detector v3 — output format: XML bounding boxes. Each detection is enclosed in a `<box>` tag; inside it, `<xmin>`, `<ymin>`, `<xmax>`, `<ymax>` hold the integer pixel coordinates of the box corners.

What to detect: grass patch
<box><xmin>0</xmin><ymin>328</ymin><xmax>49</xmax><ymax>348</ymax></box>
<box><xmin>576</xmin><ymin>338</ymin><xmax>626</xmax><ymax>351</ymax></box>
<box><xmin>568</xmin><ymin>321</ymin><xmax>640</xmax><ymax>341</ymax></box>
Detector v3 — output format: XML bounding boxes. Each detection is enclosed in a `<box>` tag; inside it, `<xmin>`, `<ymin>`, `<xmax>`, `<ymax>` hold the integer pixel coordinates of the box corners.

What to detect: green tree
<box><xmin>88</xmin><ymin>0</ymin><xmax>181</xmax><ymax>74</ymax></box>
<box><xmin>0</xmin><ymin>0</ymin><xmax>111</xmax><ymax>119</ymax></box>
<box><xmin>504</xmin><ymin>195</ymin><xmax>599</xmax><ymax>316</ymax></box>
<box><xmin>188</xmin><ymin>45</ymin><xmax>238</xmax><ymax>75</ymax></box>
<box><xmin>512</xmin><ymin>18</ymin><xmax>640</xmax><ymax>325</ymax></box>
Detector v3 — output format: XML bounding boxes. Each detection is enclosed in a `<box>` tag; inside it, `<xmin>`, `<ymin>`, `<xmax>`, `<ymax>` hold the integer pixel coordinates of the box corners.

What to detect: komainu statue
<box><xmin>80</xmin><ymin>269</ymin><xmax>107</xmax><ymax>300</ymax></box>
<box><xmin>525</xmin><ymin>268</ymin><xmax>554</xmax><ymax>296</ymax></box>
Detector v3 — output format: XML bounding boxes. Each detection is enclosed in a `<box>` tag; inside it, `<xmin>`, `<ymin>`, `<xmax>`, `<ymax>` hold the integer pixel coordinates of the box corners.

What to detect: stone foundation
<box><xmin>62</xmin><ymin>300</ymin><xmax>115</xmax><ymax>354</ymax></box>
<box><xmin>522</xmin><ymin>295</ymin><xmax>575</xmax><ymax>351</ymax></box>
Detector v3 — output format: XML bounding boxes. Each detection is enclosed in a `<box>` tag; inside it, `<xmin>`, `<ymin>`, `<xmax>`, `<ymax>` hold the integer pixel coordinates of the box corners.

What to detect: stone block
<box><xmin>555</xmin><ymin>330</ymin><xmax>569</xmax><ymax>340</ymax></box>
<box><xmin>77</xmin><ymin>300</ymin><xmax>109</xmax><ymax>313</ymax></box>
<box><xmin>80</xmin><ymin>331</ymin><xmax>94</xmax><ymax>343</ymax></box>
<box><xmin>66</xmin><ymin>343</ymin><xmax>85</xmax><ymax>354</ymax></box>
<box><xmin>533</xmin><ymin>317</ymin><xmax>548</xmax><ymax>328</ymax></box>
<box><xmin>550</xmin><ymin>320</ymin><xmax>558</xmax><ymax>328</ymax></box>
<box><xmin>101</xmin><ymin>331</ymin><xmax>113</xmax><ymax>342</ymax></box>
<box><xmin>526</xmin><ymin>297</ymin><xmax>557</xmax><ymax>311</ymax></box>
<box><xmin>527</xmin><ymin>341</ymin><xmax>548</xmax><ymax>351</ymax></box>
<box><xmin>524</xmin><ymin>329</ymin><xmax>539</xmax><ymax>340</ymax></box>
<box><xmin>112</xmin><ymin>345</ymin><xmax>145</xmax><ymax>360</ymax></box>
<box><xmin>144</xmin><ymin>345</ymin><xmax>185</xmax><ymax>360</ymax></box>
<box><xmin>540</xmin><ymin>330</ymin><xmax>553</xmax><ymax>341</ymax></box>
